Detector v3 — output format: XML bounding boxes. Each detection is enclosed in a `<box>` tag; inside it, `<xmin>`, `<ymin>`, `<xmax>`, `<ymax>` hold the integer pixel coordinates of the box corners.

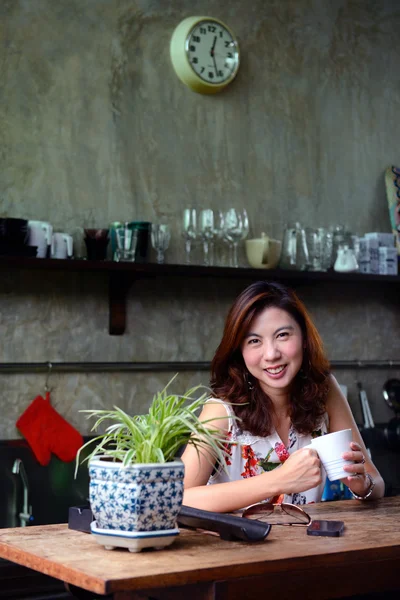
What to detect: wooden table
<box><xmin>0</xmin><ymin>498</ymin><xmax>399</xmax><ymax>600</ymax></box>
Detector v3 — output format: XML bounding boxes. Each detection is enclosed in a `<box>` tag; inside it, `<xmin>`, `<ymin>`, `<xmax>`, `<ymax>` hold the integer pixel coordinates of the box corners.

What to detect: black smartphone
<box><xmin>307</xmin><ymin>520</ymin><xmax>345</xmax><ymax>537</ymax></box>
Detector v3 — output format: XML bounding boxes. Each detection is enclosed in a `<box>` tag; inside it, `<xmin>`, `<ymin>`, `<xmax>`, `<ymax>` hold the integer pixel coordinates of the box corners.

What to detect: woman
<box><xmin>182</xmin><ymin>281</ymin><xmax>384</xmax><ymax>512</ymax></box>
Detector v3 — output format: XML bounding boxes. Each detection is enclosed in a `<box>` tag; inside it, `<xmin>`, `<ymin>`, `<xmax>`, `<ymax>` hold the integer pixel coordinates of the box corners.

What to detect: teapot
<box><xmin>334</xmin><ymin>244</ymin><xmax>358</xmax><ymax>273</ymax></box>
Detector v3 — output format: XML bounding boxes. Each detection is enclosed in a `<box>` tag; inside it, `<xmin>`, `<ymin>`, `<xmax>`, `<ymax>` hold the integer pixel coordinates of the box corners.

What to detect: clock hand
<box><xmin>210</xmin><ymin>36</ymin><xmax>217</xmax><ymax>56</ymax></box>
<box><xmin>210</xmin><ymin>36</ymin><xmax>218</xmax><ymax>76</ymax></box>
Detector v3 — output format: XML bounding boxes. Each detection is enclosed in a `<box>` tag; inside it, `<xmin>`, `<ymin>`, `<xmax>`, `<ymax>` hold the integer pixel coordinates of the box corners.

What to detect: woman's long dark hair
<box><xmin>210</xmin><ymin>281</ymin><xmax>330</xmax><ymax>436</ymax></box>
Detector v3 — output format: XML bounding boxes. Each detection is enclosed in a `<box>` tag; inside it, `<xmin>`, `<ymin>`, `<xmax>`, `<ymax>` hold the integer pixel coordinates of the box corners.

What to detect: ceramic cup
<box><xmin>245</xmin><ymin>234</ymin><xmax>282</xmax><ymax>269</ymax></box>
<box><xmin>28</xmin><ymin>221</ymin><xmax>53</xmax><ymax>258</ymax></box>
<box><xmin>308</xmin><ymin>429</ymin><xmax>354</xmax><ymax>481</ymax></box>
<box><xmin>84</xmin><ymin>229</ymin><xmax>110</xmax><ymax>261</ymax></box>
<box><xmin>51</xmin><ymin>233</ymin><xmax>73</xmax><ymax>259</ymax></box>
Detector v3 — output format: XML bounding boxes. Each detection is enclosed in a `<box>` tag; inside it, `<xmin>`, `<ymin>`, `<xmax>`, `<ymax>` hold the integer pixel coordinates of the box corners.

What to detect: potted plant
<box><xmin>75</xmin><ymin>376</ymin><xmax>228</xmax><ymax>552</ymax></box>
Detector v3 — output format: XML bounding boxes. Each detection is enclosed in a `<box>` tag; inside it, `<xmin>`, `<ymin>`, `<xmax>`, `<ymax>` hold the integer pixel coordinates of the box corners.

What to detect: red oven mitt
<box><xmin>16</xmin><ymin>392</ymin><xmax>84</xmax><ymax>466</ymax></box>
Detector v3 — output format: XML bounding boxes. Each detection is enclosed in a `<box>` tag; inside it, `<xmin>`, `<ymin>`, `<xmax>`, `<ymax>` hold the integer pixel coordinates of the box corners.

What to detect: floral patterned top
<box><xmin>207</xmin><ymin>399</ymin><xmax>328</xmax><ymax>505</ymax></box>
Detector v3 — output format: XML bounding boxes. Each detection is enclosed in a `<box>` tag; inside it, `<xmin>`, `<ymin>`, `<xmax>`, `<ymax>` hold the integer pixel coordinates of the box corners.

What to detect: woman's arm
<box><xmin>326</xmin><ymin>374</ymin><xmax>385</xmax><ymax>500</ymax></box>
<box><xmin>182</xmin><ymin>402</ymin><xmax>322</xmax><ymax>512</ymax></box>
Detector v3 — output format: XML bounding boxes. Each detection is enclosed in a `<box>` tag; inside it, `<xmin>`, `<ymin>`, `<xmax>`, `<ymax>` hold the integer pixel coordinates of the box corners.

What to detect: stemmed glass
<box><xmin>199</xmin><ymin>209</ymin><xmax>216</xmax><ymax>266</ymax></box>
<box><xmin>182</xmin><ymin>209</ymin><xmax>198</xmax><ymax>264</ymax></box>
<box><xmin>223</xmin><ymin>208</ymin><xmax>249</xmax><ymax>267</ymax></box>
<box><xmin>212</xmin><ymin>210</ymin><xmax>225</xmax><ymax>265</ymax></box>
<box><xmin>151</xmin><ymin>224</ymin><xmax>171</xmax><ymax>264</ymax></box>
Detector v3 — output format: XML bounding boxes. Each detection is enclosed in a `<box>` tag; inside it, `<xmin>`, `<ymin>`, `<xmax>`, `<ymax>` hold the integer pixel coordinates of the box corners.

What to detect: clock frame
<box><xmin>170</xmin><ymin>16</ymin><xmax>240</xmax><ymax>94</ymax></box>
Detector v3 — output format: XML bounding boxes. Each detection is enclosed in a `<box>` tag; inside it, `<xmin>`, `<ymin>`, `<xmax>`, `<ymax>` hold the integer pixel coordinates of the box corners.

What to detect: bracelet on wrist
<box><xmin>351</xmin><ymin>472</ymin><xmax>375</xmax><ymax>500</ymax></box>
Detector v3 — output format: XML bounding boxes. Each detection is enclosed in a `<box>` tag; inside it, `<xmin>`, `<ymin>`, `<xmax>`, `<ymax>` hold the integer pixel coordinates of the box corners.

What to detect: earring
<box><xmin>299</xmin><ymin>357</ymin><xmax>312</xmax><ymax>379</ymax></box>
<box><xmin>246</xmin><ymin>373</ymin><xmax>254</xmax><ymax>391</ymax></box>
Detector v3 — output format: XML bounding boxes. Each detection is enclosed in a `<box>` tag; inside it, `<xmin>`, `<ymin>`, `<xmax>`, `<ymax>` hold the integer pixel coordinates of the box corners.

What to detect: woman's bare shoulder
<box><xmin>200</xmin><ymin>398</ymin><xmax>231</xmax><ymax>431</ymax></box>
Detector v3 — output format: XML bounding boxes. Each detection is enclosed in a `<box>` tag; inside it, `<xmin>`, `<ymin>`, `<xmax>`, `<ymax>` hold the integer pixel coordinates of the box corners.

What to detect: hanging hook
<box><xmin>44</xmin><ymin>362</ymin><xmax>52</xmax><ymax>393</ymax></box>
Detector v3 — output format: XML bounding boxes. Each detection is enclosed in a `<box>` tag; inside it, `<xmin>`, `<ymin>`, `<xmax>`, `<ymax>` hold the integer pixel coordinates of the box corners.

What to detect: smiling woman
<box><xmin>181</xmin><ymin>281</ymin><xmax>385</xmax><ymax>513</ymax></box>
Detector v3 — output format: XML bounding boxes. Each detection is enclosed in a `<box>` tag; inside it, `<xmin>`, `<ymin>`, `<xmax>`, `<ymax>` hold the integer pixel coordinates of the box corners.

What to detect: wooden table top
<box><xmin>0</xmin><ymin>498</ymin><xmax>399</xmax><ymax>597</ymax></box>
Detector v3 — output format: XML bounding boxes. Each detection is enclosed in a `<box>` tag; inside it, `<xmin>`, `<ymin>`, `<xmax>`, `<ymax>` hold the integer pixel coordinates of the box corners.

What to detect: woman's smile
<box><xmin>264</xmin><ymin>364</ymin><xmax>288</xmax><ymax>377</ymax></box>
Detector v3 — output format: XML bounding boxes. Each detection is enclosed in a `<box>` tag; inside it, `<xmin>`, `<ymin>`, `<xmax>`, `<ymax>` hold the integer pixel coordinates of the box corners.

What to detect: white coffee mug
<box><xmin>308</xmin><ymin>429</ymin><xmax>354</xmax><ymax>481</ymax></box>
<box><xmin>51</xmin><ymin>233</ymin><xmax>73</xmax><ymax>259</ymax></box>
<box><xmin>245</xmin><ymin>233</ymin><xmax>282</xmax><ymax>269</ymax></box>
<box><xmin>28</xmin><ymin>221</ymin><xmax>53</xmax><ymax>258</ymax></box>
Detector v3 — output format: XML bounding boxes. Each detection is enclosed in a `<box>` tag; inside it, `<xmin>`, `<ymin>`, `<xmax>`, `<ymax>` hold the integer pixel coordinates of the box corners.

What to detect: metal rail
<box><xmin>0</xmin><ymin>360</ymin><xmax>399</xmax><ymax>374</ymax></box>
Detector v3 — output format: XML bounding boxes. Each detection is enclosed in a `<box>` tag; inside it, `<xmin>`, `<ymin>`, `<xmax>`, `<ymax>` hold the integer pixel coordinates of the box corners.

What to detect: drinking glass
<box><xmin>320</xmin><ymin>227</ymin><xmax>333</xmax><ymax>271</ymax></box>
<box><xmin>182</xmin><ymin>209</ymin><xmax>197</xmax><ymax>264</ymax></box>
<box><xmin>305</xmin><ymin>228</ymin><xmax>322</xmax><ymax>271</ymax></box>
<box><xmin>115</xmin><ymin>224</ymin><xmax>138</xmax><ymax>262</ymax></box>
<box><xmin>223</xmin><ymin>208</ymin><xmax>247</xmax><ymax>268</ymax></box>
<box><xmin>199</xmin><ymin>209</ymin><xmax>216</xmax><ymax>266</ymax></box>
<box><xmin>151</xmin><ymin>224</ymin><xmax>171</xmax><ymax>264</ymax></box>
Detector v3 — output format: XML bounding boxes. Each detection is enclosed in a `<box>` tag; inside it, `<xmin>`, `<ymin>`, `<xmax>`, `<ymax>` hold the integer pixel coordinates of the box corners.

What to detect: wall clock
<box><xmin>170</xmin><ymin>16</ymin><xmax>240</xmax><ymax>94</ymax></box>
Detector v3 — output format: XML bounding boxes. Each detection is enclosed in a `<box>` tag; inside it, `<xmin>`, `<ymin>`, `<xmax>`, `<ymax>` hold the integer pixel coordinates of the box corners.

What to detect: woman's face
<box><xmin>241</xmin><ymin>306</ymin><xmax>304</xmax><ymax>397</ymax></box>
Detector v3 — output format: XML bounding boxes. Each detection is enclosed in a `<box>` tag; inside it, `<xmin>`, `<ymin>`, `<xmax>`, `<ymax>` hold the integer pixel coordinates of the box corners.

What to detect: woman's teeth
<box><xmin>265</xmin><ymin>365</ymin><xmax>286</xmax><ymax>374</ymax></box>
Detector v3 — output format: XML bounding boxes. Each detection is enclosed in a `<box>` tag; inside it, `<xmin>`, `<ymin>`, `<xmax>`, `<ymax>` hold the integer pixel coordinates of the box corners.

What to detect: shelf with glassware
<box><xmin>1</xmin><ymin>255</ymin><xmax>400</xmax><ymax>335</ymax></box>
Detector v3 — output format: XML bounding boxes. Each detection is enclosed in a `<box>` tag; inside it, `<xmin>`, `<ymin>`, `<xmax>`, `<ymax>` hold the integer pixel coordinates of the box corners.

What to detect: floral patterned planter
<box><xmin>89</xmin><ymin>457</ymin><xmax>185</xmax><ymax>534</ymax></box>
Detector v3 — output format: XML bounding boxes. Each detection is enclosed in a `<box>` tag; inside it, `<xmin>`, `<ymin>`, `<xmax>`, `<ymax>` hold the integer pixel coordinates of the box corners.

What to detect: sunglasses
<box><xmin>242</xmin><ymin>502</ymin><xmax>312</xmax><ymax>526</ymax></box>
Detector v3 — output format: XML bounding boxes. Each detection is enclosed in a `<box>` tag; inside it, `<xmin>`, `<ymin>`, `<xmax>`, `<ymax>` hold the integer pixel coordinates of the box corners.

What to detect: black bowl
<box><xmin>3</xmin><ymin>218</ymin><xmax>29</xmax><ymax>244</ymax></box>
<box><xmin>0</xmin><ymin>242</ymin><xmax>37</xmax><ymax>257</ymax></box>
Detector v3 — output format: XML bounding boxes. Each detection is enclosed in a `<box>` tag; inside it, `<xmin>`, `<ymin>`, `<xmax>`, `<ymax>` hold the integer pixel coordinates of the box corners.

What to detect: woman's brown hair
<box><xmin>210</xmin><ymin>281</ymin><xmax>330</xmax><ymax>436</ymax></box>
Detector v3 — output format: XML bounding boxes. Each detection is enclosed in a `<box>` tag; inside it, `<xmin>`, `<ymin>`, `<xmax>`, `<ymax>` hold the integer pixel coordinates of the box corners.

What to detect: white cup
<box><xmin>308</xmin><ymin>429</ymin><xmax>354</xmax><ymax>481</ymax></box>
<box><xmin>28</xmin><ymin>221</ymin><xmax>53</xmax><ymax>258</ymax></box>
<box><xmin>245</xmin><ymin>234</ymin><xmax>282</xmax><ymax>269</ymax></box>
<box><xmin>51</xmin><ymin>233</ymin><xmax>73</xmax><ymax>259</ymax></box>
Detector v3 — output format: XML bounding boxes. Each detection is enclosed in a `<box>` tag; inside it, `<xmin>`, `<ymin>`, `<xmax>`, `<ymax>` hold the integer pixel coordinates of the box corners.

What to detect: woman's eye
<box><xmin>248</xmin><ymin>338</ymin><xmax>259</xmax><ymax>345</ymax></box>
<box><xmin>277</xmin><ymin>332</ymin><xmax>289</xmax><ymax>339</ymax></box>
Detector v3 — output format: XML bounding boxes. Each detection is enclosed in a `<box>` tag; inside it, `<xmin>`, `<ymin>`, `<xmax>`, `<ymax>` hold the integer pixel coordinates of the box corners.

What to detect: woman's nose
<box><xmin>263</xmin><ymin>341</ymin><xmax>281</xmax><ymax>360</ymax></box>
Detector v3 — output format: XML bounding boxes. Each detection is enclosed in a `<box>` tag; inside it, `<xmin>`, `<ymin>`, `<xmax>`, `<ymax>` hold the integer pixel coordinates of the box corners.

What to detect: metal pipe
<box><xmin>0</xmin><ymin>360</ymin><xmax>400</xmax><ymax>374</ymax></box>
<box><xmin>0</xmin><ymin>361</ymin><xmax>211</xmax><ymax>373</ymax></box>
<box><xmin>12</xmin><ymin>459</ymin><xmax>31</xmax><ymax>527</ymax></box>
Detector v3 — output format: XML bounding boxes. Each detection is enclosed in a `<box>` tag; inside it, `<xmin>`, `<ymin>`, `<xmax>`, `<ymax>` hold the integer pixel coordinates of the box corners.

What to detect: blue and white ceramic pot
<box><xmin>88</xmin><ymin>457</ymin><xmax>185</xmax><ymax>533</ymax></box>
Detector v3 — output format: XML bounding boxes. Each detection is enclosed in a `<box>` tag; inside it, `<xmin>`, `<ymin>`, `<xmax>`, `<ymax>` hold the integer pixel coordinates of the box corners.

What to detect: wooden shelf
<box><xmin>1</xmin><ymin>256</ymin><xmax>399</xmax><ymax>335</ymax></box>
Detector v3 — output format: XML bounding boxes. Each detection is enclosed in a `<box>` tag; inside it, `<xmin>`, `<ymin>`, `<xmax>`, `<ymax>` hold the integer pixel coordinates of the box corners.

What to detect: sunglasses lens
<box><xmin>242</xmin><ymin>504</ymin><xmax>273</xmax><ymax>521</ymax></box>
<box><xmin>281</xmin><ymin>504</ymin><xmax>310</xmax><ymax>524</ymax></box>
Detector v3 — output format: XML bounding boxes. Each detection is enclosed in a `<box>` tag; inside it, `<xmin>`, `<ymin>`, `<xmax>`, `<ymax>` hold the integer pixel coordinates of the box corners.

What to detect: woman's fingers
<box><xmin>342</xmin><ymin>441</ymin><xmax>367</xmax><ymax>477</ymax></box>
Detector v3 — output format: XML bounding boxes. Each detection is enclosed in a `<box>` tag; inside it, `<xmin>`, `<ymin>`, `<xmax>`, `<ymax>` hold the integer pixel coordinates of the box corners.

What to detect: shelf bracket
<box><xmin>108</xmin><ymin>272</ymin><xmax>135</xmax><ymax>335</ymax></box>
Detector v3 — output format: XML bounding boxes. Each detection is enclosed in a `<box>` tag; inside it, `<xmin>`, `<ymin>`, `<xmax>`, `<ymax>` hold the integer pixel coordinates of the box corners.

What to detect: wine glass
<box><xmin>241</xmin><ymin>209</ymin><xmax>250</xmax><ymax>242</ymax></box>
<box><xmin>151</xmin><ymin>224</ymin><xmax>171</xmax><ymax>264</ymax></box>
<box><xmin>212</xmin><ymin>210</ymin><xmax>226</xmax><ymax>265</ymax></box>
<box><xmin>199</xmin><ymin>209</ymin><xmax>216</xmax><ymax>266</ymax></box>
<box><xmin>182</xmin><ymin>209</ymin><xmax>198</xmax><ymax>264</ymax></box>
<box><xmin>223</xmin><ymin>208</ymin><xmax>245</xmax><ymax>267</ymax></box>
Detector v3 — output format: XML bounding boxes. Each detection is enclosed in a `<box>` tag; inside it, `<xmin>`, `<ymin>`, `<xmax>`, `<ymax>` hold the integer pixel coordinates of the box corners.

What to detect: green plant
<box><xmin>75</xmin><ymin>375</ymin><xmax>233</xmax><ymax>474</ymax></box>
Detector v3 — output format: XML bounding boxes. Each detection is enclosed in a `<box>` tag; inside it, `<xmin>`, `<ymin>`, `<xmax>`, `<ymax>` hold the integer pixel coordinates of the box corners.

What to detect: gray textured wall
<box><xmin>1</xmin><ymin>0</ymin><xmax>400</xmax><ymax>439</ymax></box>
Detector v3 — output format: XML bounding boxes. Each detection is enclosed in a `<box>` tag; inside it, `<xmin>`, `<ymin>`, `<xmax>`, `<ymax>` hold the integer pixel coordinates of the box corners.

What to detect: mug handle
<box><xmin>42</xmin><ymin>224</ymin><xmax>53</xmax><ymax>246</ymax></box>
<box><xmin>50</xmin><ymin>233</ymin><xmax>55</xmax><ymax>257</ymax></box>
<box><xmin>64</xmin><ymin>235</ymin><xmax>73</xmax><ymax>258</ymax></box>
<box><xmin>261</xmin><ymin>233</ymin><xmax>270</xmax><ymax>265</ymax></box>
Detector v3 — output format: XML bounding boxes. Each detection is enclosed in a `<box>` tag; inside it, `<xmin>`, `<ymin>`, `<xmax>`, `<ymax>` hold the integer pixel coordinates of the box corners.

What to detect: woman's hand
<box><xmin>341</xmin><ymin>441</ymin><xmax>373</xmax><ymax>497</ymax></box>
<box><xmin>272</xmin><ymin>447</ymin><xmax>322</xmax><ymax>494</ymax></box>
<box><xmin>342</xmin><ymin>441</ymin><xmax>367</xmax><ymax>479</ymax></box>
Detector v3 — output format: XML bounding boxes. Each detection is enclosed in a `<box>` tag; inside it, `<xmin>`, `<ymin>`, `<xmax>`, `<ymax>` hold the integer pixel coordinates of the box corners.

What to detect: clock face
<box><xmin>185</xmin><ymin>20</ymin><xmax>239</xmax><ymax>85</ymax></box>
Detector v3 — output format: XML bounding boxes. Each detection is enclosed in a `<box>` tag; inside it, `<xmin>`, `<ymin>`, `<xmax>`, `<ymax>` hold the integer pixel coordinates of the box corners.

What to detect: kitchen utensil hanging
<box><xmin>357</xmin><ymin>381</ymin><xmax>375</xmax><ymax>429</ymax></box>
<box><xmin>383</xmin><ymin>379</ymin><xmax>400</xmax><ymax>450</ymax></box>
<box><xmin>383</xmin><ymin>379</ymin><xmax>400</xmax><ymax>415</ymax></box>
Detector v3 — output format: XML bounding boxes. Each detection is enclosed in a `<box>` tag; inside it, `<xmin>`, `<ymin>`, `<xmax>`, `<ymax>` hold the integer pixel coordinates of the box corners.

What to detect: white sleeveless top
<box><xmin>207</xmin><ymin>399</ymin><xmax>328</xmax><ymax>505</ymax></box>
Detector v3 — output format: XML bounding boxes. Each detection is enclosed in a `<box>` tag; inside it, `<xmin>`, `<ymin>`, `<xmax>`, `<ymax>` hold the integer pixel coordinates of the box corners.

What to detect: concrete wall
<box><xmin>1</xmin><ymin>0</ymin><xmax>400</xmax><ymax>438</ymax></box>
